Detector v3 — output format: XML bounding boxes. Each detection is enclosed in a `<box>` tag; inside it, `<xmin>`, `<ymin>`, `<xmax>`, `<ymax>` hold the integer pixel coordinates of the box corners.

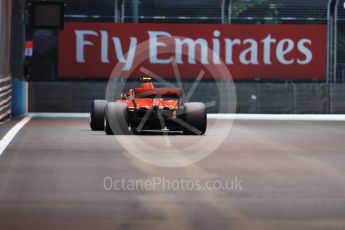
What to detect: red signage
<box><xmin>25</xmin><ymin>41</ymin><xmax>33</xmax><ymax>57</ymax></box>
<box><xmin>58</xmin><ymin>22</ymin><xmax>326</xmax><ymax>80</ymax></box>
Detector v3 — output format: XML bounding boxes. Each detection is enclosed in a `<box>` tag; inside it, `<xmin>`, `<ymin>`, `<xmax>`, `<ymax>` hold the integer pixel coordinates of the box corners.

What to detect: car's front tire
<box><xmin>90</xmin><ymin>100</ymin><xmax>106</xmax><ymax>131</ymax></box>
<box><xmin>105</xmin><ymin>102</ymin><xmax>129</xmax><ymax>135</ymax></box>
<box><xmin>183</xmin><ymin>102</ymin><xmax>207</xmax><ymax>135</ymax></box>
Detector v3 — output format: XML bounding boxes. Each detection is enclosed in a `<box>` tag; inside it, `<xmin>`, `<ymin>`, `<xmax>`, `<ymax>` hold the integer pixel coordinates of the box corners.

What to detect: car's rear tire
<box><xmin>90</xmin><ymin>100</ymin><xmax>106</xmax><ymax>131</ymax></box>
<box><xmin>105</xmin><ymin>115</ymin><xmax>113</xmax><ymax>135</ymax></box>
<box><xmin>105</xmin><ymin>102</ymin><xmax>129</xmax><ymax>135</ymax></box>
<box><xmin>183</xmin><ymin>102</ymin><xmax>207</xmax><ymax>135</ymax></box>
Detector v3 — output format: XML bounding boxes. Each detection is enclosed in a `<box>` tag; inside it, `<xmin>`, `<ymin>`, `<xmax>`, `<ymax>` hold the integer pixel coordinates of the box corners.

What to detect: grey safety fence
<box><xmin>65</xmin><ymin>0</ymin><xmax>329</xmax><ymax>24</ymax></box>
<box><xmin>0</xmin><ymin>0</ymin><xmax>12</xmax><ymax>122</ymax></box>
<box><xmin>222</xmin><ymin>0</ymin><xmax>328</xmax><ymax>24</ymax></box>
<box><xmin>333</xmin><ymin>0</ymin><xmax>345</xmax><ymax>83</ymax></box>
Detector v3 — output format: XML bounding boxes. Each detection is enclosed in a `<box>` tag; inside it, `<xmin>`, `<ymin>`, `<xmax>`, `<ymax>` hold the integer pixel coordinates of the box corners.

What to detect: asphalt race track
<box><xmin>1</xmin><ymin>114</ymin><xmax>345</xmax><ymax>230</ymax></box>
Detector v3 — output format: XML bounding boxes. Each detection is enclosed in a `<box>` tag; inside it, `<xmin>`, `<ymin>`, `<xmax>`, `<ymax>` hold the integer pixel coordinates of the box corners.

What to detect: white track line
<box><xmin>0</xmin><ymin>116</ymin><xmax>32</xmax><ymax>156</ymax></box>
<box><xmin>208</xmin><ymin>114</ymin><xmax>345</xmax><ymax>121</ymax></box>
<box><xmin>30</xmin><ymin>113</ymin><xmax>345</xmax><ymax>121</ymax></box>
<box><xmin>30</xmin><ymin>113</ymin><xmax>90</xmax><ymax>118</ymax></box>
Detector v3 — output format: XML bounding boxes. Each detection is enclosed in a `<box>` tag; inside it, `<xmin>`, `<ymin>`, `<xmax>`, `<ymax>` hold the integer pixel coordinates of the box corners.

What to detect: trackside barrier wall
<box><xmin>0</xmin><ymin>76</ymin><xmax>11</xmax><ymax>120</ymax></box>
<box><xmin>29</xmin><ymin>82</ymin><xmax>341</xmax><ymax>114</ymax></box>
<box><xmin>293</xmin><ymin>84</ymin><xmax>330</xmax><ymax>114</ymax></box>
<box><xmin>330</xmin><ymin>84</ymin><xmax>345</xmax><ymax>113</ymax></box>
<box><xmin>29</xmin><ymin>82</ymin><xmax>106</xmax><ymax>112</ymax></box>
<box><xmin>257</xmin><ymin>84</ymin><xmax>293</xmax><ymax>114</ymax></box>
<box><xmin>0</xmin><ymin>0</ymin><xmax>12</xmax><ymax>121</ymax></box>
<box><xmin>235</xmin><ymin>84</ymin><xmax>257</xmax><ymax>113</ymax></box>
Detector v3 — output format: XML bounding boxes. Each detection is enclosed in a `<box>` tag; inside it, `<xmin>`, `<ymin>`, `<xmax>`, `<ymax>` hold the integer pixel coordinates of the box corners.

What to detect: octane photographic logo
<box><xmin>105</xmin><ymin>35</ymin><xmax>236</xmax><ymax>167</ymax></box>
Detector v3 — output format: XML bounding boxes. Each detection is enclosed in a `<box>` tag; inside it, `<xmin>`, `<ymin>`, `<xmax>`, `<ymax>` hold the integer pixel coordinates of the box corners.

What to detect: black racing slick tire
<box><xmin>183</xmin><ymin>102</ymin><xmax>207</xmax><ymax>135</ymax></box>
<box><xmin>90</xmin><ymin>100</ymin><xmax>106</xmax><ymax>131</ymax></box>
<box><xmin>105</xmin><ymin>102</ymin><xmax>129</xmax><ymax>135</ymax></box>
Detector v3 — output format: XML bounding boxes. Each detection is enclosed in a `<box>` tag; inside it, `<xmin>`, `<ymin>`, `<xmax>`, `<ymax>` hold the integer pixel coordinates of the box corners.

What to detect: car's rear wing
<box><xmin>134</xmin><ymin>88</ymin><xmax>182</xmax><ymax>98</ymax></box>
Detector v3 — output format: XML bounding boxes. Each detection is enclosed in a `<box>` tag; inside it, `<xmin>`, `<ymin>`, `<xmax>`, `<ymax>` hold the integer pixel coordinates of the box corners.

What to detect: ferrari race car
<box><xmin>90</xmin><ymin>78</ymin><xmax>207</xmax><ymax>135</ymax></box>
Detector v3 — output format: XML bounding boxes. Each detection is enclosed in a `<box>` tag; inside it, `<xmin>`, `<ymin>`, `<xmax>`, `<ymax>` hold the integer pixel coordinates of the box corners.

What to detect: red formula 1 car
<box><xmin>90</xmin><ymin>78</ymin><xmax>207</xmax><ymax>135</ymax></box>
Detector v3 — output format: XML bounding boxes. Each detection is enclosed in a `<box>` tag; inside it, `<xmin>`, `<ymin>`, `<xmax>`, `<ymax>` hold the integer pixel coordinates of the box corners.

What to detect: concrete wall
<box><xmin>28</xmin><ymin>81</ymin><xmax>345</xmax><ymax>114</ymax></box>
